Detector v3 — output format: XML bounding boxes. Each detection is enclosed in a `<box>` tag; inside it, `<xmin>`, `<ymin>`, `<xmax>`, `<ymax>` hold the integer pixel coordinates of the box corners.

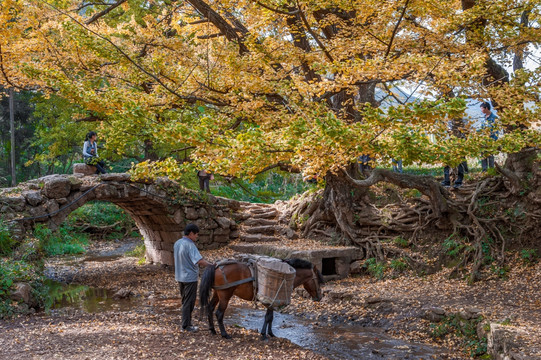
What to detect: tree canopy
<box><xmin>1</xmin><ymin>0</ymin><xmax>540</xmax><ymax>180</ymax></box>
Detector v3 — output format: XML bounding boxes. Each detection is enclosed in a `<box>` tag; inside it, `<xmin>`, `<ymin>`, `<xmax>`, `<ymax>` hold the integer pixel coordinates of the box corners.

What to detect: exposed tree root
<box><xmin>72</xmin><ymin>221</ymin><xmax>135</xmax><ymax>239</ymax></box>
<box><xmin>284</xmin><ymin>150</ymin><xmax>540</xmax><ymax>280</ymax></box>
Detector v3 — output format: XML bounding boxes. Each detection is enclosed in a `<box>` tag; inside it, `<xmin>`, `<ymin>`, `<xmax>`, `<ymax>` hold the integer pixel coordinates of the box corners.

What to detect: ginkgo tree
<box><xmin>1</xmin><ymin>0</ymin><xmax>540</xmax><ymax>266</ymax></box>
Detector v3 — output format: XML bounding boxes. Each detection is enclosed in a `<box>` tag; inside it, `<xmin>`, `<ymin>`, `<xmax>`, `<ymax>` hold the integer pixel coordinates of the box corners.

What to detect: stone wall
<box><xmin>0</xmin><ymin>173</ymin><xmax>242</xmax><ymax>265</ymax></box>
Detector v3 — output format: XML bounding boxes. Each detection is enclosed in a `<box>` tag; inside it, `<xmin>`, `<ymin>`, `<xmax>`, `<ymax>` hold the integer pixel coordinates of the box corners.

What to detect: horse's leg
<box><xmin>216</xmin><ymin>296</ymin><xmax>232</xmax><ymax>339</ymax></box>
<box><xmin>260</xmin><ymin>308</ymin><xmax>273</xmax><ymax>340</ymax></box>
<box><xmin>267</xmin><ymin>308</ymin><xmax>275</xmax><ymax>338</ymax></box>
<box><xmin>207</xmin><ymin>291</ymin><xmax>219</xmax><ymax>335</ymax></box>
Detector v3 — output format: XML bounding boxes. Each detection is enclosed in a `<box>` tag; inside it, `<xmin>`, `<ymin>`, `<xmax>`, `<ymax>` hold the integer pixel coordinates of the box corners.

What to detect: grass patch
<box><xmin>212</xmin><ymin>171</ymin><xmax>315</xmax><ymax>203</ymax></box>
<box><xmin>126</xmin><ymin>243</ymin><xmax>145</xmax><ymax>257</ymax></box>
<box><xmin>125</xmin><ymin>243</ymin><xmax>146</xmax><ymax>265</ymax></box>
<box><xmin>33</xmin><ymin>224</ymin><xmax>88</xmax><ymax>256</ymax></box>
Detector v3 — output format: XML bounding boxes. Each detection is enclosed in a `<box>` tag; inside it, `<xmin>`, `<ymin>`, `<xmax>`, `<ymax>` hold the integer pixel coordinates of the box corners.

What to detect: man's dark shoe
<box><xmin>441</xmin><ymin>181</ymin><xmax>450</xmax><ymax>188</ymax></box>
<box><xmin>452</xmin><ymin>183</ymin><xmax>462</xmax><ymax>189</ymax></box>
<box><xmin>182</xmin><ymin>326</ymin><xmax>198</xmax><ymax>333</ymax></box>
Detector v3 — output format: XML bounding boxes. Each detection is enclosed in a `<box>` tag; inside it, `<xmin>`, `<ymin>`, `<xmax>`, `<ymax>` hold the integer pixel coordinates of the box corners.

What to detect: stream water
<box><xmin>226</xmin><ymin>306</ymin><xmax>450</xmax><ymax>359</ymax></box>
<box><xmin>44</xmin><ymin>247</ymin><xmax>456</xmax><ymax>359</ymax></box>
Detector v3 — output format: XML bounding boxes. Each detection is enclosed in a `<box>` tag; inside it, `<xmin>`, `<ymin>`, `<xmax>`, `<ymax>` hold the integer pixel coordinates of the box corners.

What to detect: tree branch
<box><xmin>75</xmin><ymin>115</ymin><xmax>103</xmax><ymax>122</ymax></box>
<box><xmin>255</xmin><ymin>1</ymin><xmax>299</xmax><ymax>15</ymax></box>
<box><xmin>44</xmin><ymin>2</ymin><xmax>228</xmax><ymax>107</ymax></box>
<box><xmin>296</xmin><ymin>1</ymin><xmax>334</xmax><ymax>63</ymax></box>
<box><xmin>341</xmin><ymin>168</ymin><xmax>449</xmax><ymax>217</ymax></box>
<box><xmin>85</xmin><ymin>0</ymin><xmax>127</xmax><ymax>25</ymax></box>
<box><xmin>197</xmin><ymin>33</ymin><xmax>225</xmax><ymax>39</ymax></box>
<box><xmin>385</xmin><ymin>0</ymin><xmax>411</xmax><ymax>58</ymax></box>
<box><xmin>186</xmin><ymin>0</ymin><xmax>249</xmax><ymax>54</ymax></box>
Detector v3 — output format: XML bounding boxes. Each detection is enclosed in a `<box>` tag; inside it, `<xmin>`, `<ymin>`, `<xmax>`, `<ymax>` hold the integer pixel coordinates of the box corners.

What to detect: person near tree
<box><xmin>480</xmin><ymin>101</ymin><xmax>498</xmax><ymax>172</ymax></box>
<box><xmin>173</xmin><ymin>224</ymin><xmax>213</xmax><ymax>332</ymax></box>
<box><xmin>197</xmin><ymin>169</ymin><xmax>213</xmax><ymax>193</ymax></box>
<box><xmin>392</xmin><ymin>158</ymin><xmax>403</xmax><ymax>173</ymax></box>
<box><xmin>83</xmin><ymin>131</ymin><xmax>107</xmax><ymax>174</ymax></box>
<box><xmin>441</xmin><ymin>118</ymin><xmax>468</xmax><ymax>189</ymax></box>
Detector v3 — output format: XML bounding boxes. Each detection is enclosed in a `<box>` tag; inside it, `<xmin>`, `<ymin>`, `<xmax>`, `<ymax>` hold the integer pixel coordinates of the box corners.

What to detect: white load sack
<box><xmin>256</xmin><ymin>258</ymin><xmax>295</xmax><ymax>308</ymax></box>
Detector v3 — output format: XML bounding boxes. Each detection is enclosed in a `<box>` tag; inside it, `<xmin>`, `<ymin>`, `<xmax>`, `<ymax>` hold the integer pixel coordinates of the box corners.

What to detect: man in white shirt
<box><xmin>173</xmin><ymin>224</ymin><xmax>212</xmax><ymax>332</ymax></box>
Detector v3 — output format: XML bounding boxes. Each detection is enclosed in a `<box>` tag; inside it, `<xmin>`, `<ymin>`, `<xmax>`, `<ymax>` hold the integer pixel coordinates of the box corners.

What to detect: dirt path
<box><xmin>1</xmin><ymin>240</ymin><xmax>539</xmax><ymax>359</ymax></box>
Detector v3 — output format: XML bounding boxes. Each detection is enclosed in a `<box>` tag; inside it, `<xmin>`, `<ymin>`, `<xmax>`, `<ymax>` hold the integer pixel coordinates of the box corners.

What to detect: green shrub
<box><xmin>520</xmin><ymin>249</ymin><xmax>538</xmax><ymax>265</ymax></box>
<box><xmin>489</xmin><ymin>264</ymin><xmax>510</xmax><ymax>279</ymax></box>
<box><xmin>125</xmin><ymin>243</ymin><xmax>145</xmax><ymax>258</ymax></box>
<box><xmin>64</xmin><ymin>201</ymin><xmax>137</xmax><ymax>240</ymax></box>
<box><xmin>0</xmin><ymin>220</ymin><xmax>17</xmax><ymax>256</ymax></box>
<box><xmin>393</xmin><ymin>236</ymin><xmax>409</xmax><ymax>248</ymax></box>
<box><xmin>481</xmin><ymin>238</ymin><xmax>494</xmax><ymax>265</ymax></box>
<box><xmin>429</xmin><ymin>314</ymin><xmax>487</xmax><ymax>357</ymax></box>
<box><xmin>443</xmin><ymin>235</ymin><xmax>471</xmax><ymax>258</ymax></box>
<box><xmin>34</xmin><ymin>224</ymin><xmax>88</xmax><ymax>256</ymax></box>
<box><xmin>67</xmin><ymin>201</ymin><xmax>134</xmax><ymax>228</ymax></box>
<box><xmin>390</xmin><ymin>258</ymin><xmax>408</xmax><ymax>273</ymax></box>
<box><xmin>364</xmin><ymin>258</ymin><xmax>386</xmax><ymax>279</ymax></box>
<box><xmin>0</xmin><ymin>258</ymin><xmax>46</xmax><ymax>318</ymax></box>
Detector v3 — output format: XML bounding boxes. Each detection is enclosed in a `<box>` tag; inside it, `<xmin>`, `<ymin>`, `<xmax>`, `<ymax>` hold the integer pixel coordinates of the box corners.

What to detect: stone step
<box><xmin>229</xmin><ymin>243</ymin><xmax>282</xmax><ymax>255</ymax></box>
<box><xmin>249</xmin><ymin>210</ymin><xmax>278</xmax><ymax>219</ymax></box>
<box><xmin>248</xmin><ymin>207</ymin><xmax>276</xmax><ymax>215</ymax></box>
<box><xmin>243</xmin><ymin>218</ymin><xmax>278</xmax><ymax>227</ymax></box>
<box><xmin>239</xmin><ymin>234</ymin><xmax>279</xmax><ymax>243</ymax></box>
<box><xmin>240</xmin><ymin>204</ymin><xmax>270</xmax><ymax>211</ymax></box>
<box><xmin>230</xmin><ymin>243</ymin><xmax>263</xmax><ymax>253</ymax></box>
<box><xmin>242</xmin><ymin>225</ymin><xmax>276</xmax><ymax>235</ymax></box>
<box><xmin>242</xmin><ymin>203</ymin><xmax>273</xmax><ymax>209</ymax></box>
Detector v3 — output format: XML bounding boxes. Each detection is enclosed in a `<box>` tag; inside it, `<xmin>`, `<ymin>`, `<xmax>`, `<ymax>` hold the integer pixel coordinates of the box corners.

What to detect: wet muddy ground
<box><xmin>37</xmin><ymin>278</ymin><xmax>453</xmax><ymax>359</ymax></box>
<box><xmin>1</xmin><ymin>238</ymin><xmax>539</xmax><ymax>359</ymax></box>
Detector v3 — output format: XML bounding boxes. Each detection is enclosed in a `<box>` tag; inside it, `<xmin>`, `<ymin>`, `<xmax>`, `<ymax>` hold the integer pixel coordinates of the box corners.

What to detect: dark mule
<box><xmin>199</xmin><ymin>258</ymin><xmax>324</xmax><ymax>340</ymax></box>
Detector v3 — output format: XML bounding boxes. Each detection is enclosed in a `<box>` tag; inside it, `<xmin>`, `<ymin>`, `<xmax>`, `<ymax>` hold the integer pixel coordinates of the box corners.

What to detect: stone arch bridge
<box><xmin>0</xmin><ymin>173</ymin><xmax>243</xmax><ymax>265</ymax></box>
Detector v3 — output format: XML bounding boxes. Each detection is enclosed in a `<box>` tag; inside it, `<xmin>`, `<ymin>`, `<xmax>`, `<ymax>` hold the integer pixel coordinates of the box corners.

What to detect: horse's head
<box><xmin>302</xmin><ymin>265</ymin><xmax>324</xmax><ymax>302</ymax></box>
<box><xmin>285</xmin><ymin>258</ymin><xmax>325</xmax><ymax>301</ymax></box>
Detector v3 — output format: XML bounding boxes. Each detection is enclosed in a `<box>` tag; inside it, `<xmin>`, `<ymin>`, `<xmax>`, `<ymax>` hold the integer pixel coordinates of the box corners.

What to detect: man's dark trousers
<box><xmin>443</xmin><ymin>161</ymin><xmax>467</xmax><ymax>186</ymax></box>
<box><xmin>481</xmin><ymin>155</ymin><xmax>495</xmax><ymax>172</ymax></box>
<box><xmin>198</xmin><ymin>175</ymin><xmax>211</xmax><ymax>193</ymax></box>
<box><xmin>179</xmin><ymin>281</ymin><xmax>197</xmax><ymax>329</ymax></box>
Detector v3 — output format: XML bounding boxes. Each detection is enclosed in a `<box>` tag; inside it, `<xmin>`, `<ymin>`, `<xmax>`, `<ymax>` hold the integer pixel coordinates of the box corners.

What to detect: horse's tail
<box><xmin>199</xmin><ymin>264</ymin><xmax>215</xmax><ymax>319</ymax></box>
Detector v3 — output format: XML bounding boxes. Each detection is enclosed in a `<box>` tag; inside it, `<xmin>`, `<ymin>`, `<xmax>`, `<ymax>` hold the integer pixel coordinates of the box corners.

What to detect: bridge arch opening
<box><xmin>65</xmin><ymin>201</ymin><xmax>140</xmax><ymax>241</ymax></box>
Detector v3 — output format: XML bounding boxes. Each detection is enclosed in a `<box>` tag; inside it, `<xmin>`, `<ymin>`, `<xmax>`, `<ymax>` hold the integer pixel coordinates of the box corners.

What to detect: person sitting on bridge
<box><xmin>174</xmin><ymin>224</ymin><xmax>213</xmax><ymax>333</ymax></box>
<box><xmin>83</xmin><ymin>131</ymin><xmax>107</xmax><ymax>174</ymax></box>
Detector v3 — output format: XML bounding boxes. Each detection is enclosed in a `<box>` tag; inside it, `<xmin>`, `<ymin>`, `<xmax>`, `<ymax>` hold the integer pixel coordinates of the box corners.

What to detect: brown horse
<box><xmin>199</xmin><ymin>258</ymin><xmax>324</xmax><ymax>340</ymax></box>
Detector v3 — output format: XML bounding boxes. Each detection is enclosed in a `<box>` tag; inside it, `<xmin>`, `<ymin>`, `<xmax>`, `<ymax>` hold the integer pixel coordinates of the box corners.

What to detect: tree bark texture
<box><xmin>9</xmin><ymin>87</ymin><xmax>16</xmax><ymax>186</ymax></box>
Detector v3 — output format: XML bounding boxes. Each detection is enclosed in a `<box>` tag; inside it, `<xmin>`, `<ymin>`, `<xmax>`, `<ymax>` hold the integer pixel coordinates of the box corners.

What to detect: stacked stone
<box><xmin>0</xmin><ymin>173</ymin><xmax>244</xmax><ymax>266</ymax></box>
<box><xmin>0</xmin><ymin>174</ymin><xmax>86</xmax><ymax>228</ymax></box>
